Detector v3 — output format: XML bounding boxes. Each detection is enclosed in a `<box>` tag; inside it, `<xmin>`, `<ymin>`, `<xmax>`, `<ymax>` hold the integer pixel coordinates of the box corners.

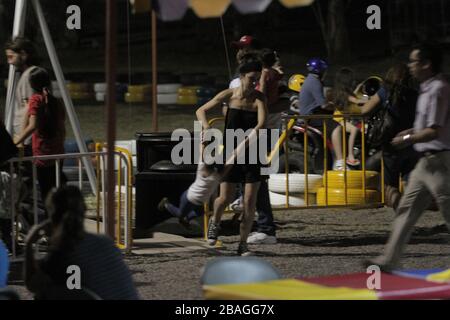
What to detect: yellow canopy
<box><xmin>203</xmin><ymin>279</ymin><xmax>378</xmax><ymax>300</ymax></box>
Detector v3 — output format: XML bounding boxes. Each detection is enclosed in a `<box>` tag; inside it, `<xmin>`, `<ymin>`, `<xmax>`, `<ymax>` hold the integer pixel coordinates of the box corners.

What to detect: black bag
<box><xmin>0</xmin><ymin>124</ymin><xmax>18</xmax><ymax>164</ymax></box>
<box><xmin>366</xmin><ymin>98</ymin><xmax>397</xmax><ymax>149</ymax></box>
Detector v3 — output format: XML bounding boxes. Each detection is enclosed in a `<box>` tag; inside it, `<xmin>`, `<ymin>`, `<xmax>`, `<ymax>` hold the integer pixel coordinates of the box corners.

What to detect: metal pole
<box><xmin>151</xmin><ymin>9</ymin><xmax>158</xmax><ymax>132</ymax></box>
<box><xmin>5</xmin><ymin>0</ymin><xmax>27</xmax><ymax>132</ymax></box>
<box><xmin>303</xmin><ymin>122</ymin><xmax>309</xmax><ymax>206</ymax></box>
<box><xmin>343</xmin><ymin>118</ymin><xmax>347</xmax><ymax>205</ymax></box>
<box><xmin>106</xmin><ymin>0</ymin><xmax>117</xmax><ymax>239</ymax></box>
<box><xmin>32</xmin><ymin>164</ymin><xmax>38</xmax><ymax>224</ymax></box>
<box><xmin>10</xmin><ymin>162</ymin><xmax>16</xmax><ymax>258</ymax></box>
<box><xmin>323</xmin><ymin>120</ymin><xmax>328</xmax><ymax>205</ymax></box>
<box><xmin>31</xmin><ymin>0</ymin><xmax>98</xmax><ymax>194</ymax></box>
<box><xmin>219</xmin><ymin>16</ymin><xmax>232</xmax><ymax>81</ymax></box>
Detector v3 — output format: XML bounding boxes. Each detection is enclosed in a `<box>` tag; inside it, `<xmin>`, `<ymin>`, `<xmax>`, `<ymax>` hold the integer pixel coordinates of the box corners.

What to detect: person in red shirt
<box><xmin>14</xmin><ymin>67</ymin><xmax>66</xmax><ymax>204</ymax></box>
<box><xmin>258</xmin><ymin>48</ymin><xmax>284</xmax><ymax>129</ymax></box>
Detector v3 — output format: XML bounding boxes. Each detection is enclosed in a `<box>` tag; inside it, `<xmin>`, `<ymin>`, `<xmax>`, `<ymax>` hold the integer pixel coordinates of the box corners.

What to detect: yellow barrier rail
<box><xmin>96</xmin><ymin>143</ymin><xmax>134</xmax><ymax>252</ymax></box>
<box><xmin>7</xmin><ymin>148</ymin><xmax>134</xmax><ymax>258</ymax></box>
<box><xmin>280</xmin><ymin>113</ymin><xmax>384</xmax><ymax>209</ymax></box>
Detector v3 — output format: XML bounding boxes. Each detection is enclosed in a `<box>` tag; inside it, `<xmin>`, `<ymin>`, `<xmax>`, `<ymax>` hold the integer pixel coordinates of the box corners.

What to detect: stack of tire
<box><xmin>66</xmin><ymin>82</ymin><xmax>94</xmax><ymax>101</ymax></box>
<box><xmin>93</xmin><ymin>83</ymin><xmax>128</xmax><ymax>103</ymax></box>
<box><xmin>125</xmin><ymin>84</ymin><xmax>152</xmax><ymax>103</ymax></box>
<box><xmin>51</xmin><ymin>81</ymin><xmax>64</xmax><ymax>99</ymax></box>
<box><xmin>157</xmin><ymin>83</ymin><xmax>181</xmax><ymax>105</ymax></box>
<box><xmin>63</xmin><ymin>138</ymin><xmax>95</xmax><ymax>182</ymax></box>
<box><xmin>196</xmin><ymin>87</ymin><xmax>216</xmax><ymax>106</ymax></box>
<box><xmin>180</xmin><ymin>73</ymin><xmax>214</xmax><ymax>87</ymax></box>
<box><xmin>214</xmin><ymin>75</ymin><xmax>230</xmax><ymax>92</ymax></box>
<box><xmin>316</xmin><ymin>170</ymin><xmax>381</xmax><ymax>205</ymax></box>
<box><xmin>177</xmin><ymin>86</ymin><xmax>199</xmax><ymax>105</ymax></box>
<box><xmin>268</xmin><ymin>173</ymin><xmax>323</xmax><ymax>207</ymax></box>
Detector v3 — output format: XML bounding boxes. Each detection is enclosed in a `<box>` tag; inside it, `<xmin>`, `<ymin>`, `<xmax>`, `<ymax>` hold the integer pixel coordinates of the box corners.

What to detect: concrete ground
<box><xmin>11</xmin><ymin>205</ymin><xmax>448</xmax><ymax>300</ymax></box>
<box><xmin>0</xmin><ymin>103</ymin><xmax>450</xmax><ymax>299</ymax></box>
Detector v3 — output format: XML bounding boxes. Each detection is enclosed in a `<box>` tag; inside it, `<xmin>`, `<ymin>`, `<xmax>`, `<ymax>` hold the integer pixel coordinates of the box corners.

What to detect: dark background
<box><xmin>0</xmin><ymin>0</ymin><xmax>449</xmax><ymax>87</ymax></box>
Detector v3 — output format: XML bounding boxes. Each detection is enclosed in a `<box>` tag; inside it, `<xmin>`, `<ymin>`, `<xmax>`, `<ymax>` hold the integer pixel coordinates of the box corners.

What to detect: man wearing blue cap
<box><xmin>298</xmin><ymin>58</ymin><xmax>345</xmax><ymax>170</ymax></box>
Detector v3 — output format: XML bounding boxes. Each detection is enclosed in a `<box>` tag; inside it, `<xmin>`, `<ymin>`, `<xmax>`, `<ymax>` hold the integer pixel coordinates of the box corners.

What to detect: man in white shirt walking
<box><xmin>365</xmin><ymin>44</ymin><xmax>450</xmax><ymax>271</ymax></box>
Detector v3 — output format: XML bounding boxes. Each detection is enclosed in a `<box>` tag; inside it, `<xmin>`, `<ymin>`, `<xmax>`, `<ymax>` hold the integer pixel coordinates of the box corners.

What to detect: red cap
<box><xmin>231</xmin><ymin>35</ymin><xmax>253</xmax><ymax>49</ymax></box>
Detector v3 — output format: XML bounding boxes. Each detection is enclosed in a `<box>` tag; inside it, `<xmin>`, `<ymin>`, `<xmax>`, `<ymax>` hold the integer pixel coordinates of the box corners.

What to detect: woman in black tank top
<box><xmin>223</xmin><ymin>108</ymin><xmax>261</xmax><ymax>184</ymax></box>
<box><xmin>196</xmin><ymin>58</ymin><xmax>267</xmax><ymax>256</ymax></box>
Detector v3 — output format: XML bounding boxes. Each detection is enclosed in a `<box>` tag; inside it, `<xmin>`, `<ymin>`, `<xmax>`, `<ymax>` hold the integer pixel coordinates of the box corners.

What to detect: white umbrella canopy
<box><xmin>130</xmin><ymin>0</ymin><xmax>315</xmax><ymax>19</ymax></box>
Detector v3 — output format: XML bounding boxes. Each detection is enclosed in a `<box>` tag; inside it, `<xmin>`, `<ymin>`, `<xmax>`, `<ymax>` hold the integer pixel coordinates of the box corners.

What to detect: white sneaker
<box><xmin>230</xmin><ymin>196</ymin><xmax>243</xmax><ymax>213</ymax></box>
<box><xmin>333</xmin><ymin>160</ymin><xmax>350</xmax><ymax>171</ymax></box>
<box><xmin>247</xmin><ymin>232</ymin><xmax>277</xmax><ymax>244</ymax></box>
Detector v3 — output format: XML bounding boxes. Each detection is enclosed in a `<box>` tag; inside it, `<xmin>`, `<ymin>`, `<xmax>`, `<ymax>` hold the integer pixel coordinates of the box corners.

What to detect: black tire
<box><xmin>366</xmin><ymin>150</ymin><xmax>382</xmax><ymax>171</ymax></box>
<box><xmin>157</xmin><ymin>73</ymin><xmax>179</xmax><ymax>84</ymax></box>
<box><xmin>136</xmin><ymin>132</ymin><xmax>200</xmax><ymax>172</ymax></box>
<box><xmin>284</xmin><ymin>141</ymin><xmax>330</xmax><ymax>174</ymax></box>
<box><xmin>277</xmin><ymin>152</ymin><xmax>315</xmax><ymax>174</ymax></box>
<box><xmin>286</xmin><ymin>128</ymin><xmax>331</xmax><ymax>174</ymax></box>
<box><xmin>287</xmin><ymin>140</ymin><xmax>304</xmax><ymax>152</ymax></box>
<box><xmin>194</xmin><ymin>73</ymin><xmax>213</xmax><ymax>85</ymax></box>
<box><xmin>16</xmin><ymin>213</ymin><xmax>31</xmax><ymax>239</ymax></box>
<box><xmin>150</xmin><ymin>160</ymin><xmax>197</xmax><ymax>172</ymax></box>
<box><xmin>180</xmin><ymin>74</ymin><xmax>197</xmax><ymax>86</ymax></box>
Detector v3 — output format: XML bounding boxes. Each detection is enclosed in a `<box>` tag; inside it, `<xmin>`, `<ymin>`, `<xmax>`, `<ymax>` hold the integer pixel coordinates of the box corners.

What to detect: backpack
<box><xmin>366</xmin><ymin>95</ymin><xmax>398</xmax><ymax>149</ymax></box>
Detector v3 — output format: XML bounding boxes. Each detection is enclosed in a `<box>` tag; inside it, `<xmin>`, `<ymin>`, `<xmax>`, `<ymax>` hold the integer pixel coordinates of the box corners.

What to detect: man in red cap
<box><xmin>232</xmin><ymin>35</ymin><xmax>254</xmax><ymax>49</ymax></box>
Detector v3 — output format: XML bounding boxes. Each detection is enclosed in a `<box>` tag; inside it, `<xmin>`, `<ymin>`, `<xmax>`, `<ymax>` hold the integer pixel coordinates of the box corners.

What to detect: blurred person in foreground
<box><xmin>0</xmin><ymin>240</ymin><xmax>8</xmax><ymax>288</ymax></box>
<box><xmin>24</xmin><ymin>186</ymin><xmax>139</xmax><ymax>300</ymax></box>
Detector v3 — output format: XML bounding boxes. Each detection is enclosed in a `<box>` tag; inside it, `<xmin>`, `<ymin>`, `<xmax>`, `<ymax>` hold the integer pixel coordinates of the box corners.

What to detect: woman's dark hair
<box><xmin>260</xmin><ymin>48</ymin><xmax>277</xmax><ymax>68</ymax></box>
<box><xmin>4</xmin><ymin>37</ymin><xmax>39</xmax><ymax>66</ymax></box>
<box><xmin>384</xmin><ymin>63</ymin><xmax>413</xmax><ymax>108</ymax></box>
<box><xmin>46</xmin><ymin>186</ymin><xmax>86</xmax><ymax>252</ymax></box>
<box><xmin>238</xmin><ymin>56</ymin><xmax>262</xmax><ymax>75</ymax></box>
<box><xmin>29</xmin><ymin>67</ymin><xmax>63</xmax><ymax>139</ymax></box>
<box><xmin>29</xmin><ymin>67</ymin><xmax>51</xmax><ymax>92</ymax></box>
<box><xmin>333</xmin><ymin>67</ymin><xmax>356</xmax><ymax>110</ymax></box>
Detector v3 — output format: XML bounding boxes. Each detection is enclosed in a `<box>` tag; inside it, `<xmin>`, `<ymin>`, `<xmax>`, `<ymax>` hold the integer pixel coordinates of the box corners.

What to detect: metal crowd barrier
<box><xmin>278</xmin><ymin>113</ymin><xmax>384</xmax><ymax>209</ymax></box>
<box><xmin>7</xmin><ymin>147</ymin><xmax>133</xmax><ymax>258</ymax></box>
<box><xmin>95</xmin><ymin>143</ymin><xmax>134</xmax><ymax>252</ymax></box>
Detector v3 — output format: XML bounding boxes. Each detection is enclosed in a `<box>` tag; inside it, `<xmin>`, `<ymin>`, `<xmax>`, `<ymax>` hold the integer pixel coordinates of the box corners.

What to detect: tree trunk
<box><xmin>327</xmin><ymin>0</ymin><xmax>351</xmax><ymax>65</ymax></box>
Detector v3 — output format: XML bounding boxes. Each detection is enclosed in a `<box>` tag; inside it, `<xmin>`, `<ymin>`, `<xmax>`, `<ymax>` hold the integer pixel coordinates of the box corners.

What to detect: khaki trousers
<box><xmin>380</xmin><ymin>151</ymin><xmax>450</xmax><ymax>267</ymax></box>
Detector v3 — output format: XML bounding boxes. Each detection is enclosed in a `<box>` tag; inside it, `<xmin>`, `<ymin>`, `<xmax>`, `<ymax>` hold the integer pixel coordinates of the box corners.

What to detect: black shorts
<box><xmin>222</xmin><ymin>164</ymin><xmax>262</xmax><ymax>184</ymax></box>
